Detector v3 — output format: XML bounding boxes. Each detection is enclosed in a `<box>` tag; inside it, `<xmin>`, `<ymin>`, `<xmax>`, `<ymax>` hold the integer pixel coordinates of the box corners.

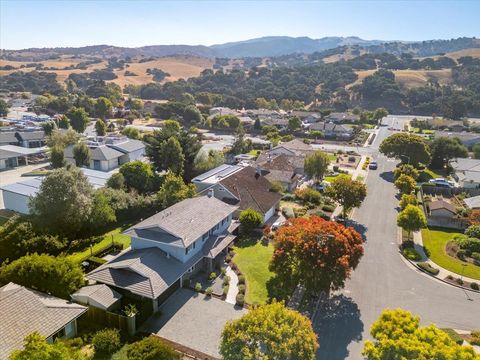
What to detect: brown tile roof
<box><xmin>429</xmin><ymin>199</ymin><xmax>456</xmax><ymax>214</ymax></box>
<box><xmin>0</xmin><ymin>283</ymin><xmax>87</xmax><ymax>359</ymax></box>
<box><xmin>219</xmin><ymin>166</ymin><xmax>282</xmax><ymax>215</ymax></box>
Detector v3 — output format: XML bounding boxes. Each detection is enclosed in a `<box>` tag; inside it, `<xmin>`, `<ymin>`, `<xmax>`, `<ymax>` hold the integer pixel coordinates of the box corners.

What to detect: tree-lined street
<box><xmin>314</xmin><ymin>117</ymin><xmax>480</xmax><ymax>360</ymax></box>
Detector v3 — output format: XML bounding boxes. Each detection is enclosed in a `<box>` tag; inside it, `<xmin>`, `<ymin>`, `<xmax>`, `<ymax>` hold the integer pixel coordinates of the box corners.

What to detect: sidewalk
<box><xmin>224</xmin><ymin>266</ymin><xmax>238</xmax><ymax>305</ymax></box>
<box><xmin>411</xmin><ymin>230</ymin><xmax>479</xmax><ymax>284</ymax></box>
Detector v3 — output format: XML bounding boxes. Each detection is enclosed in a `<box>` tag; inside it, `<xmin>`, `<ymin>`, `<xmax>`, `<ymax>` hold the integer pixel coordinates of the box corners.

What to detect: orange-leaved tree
<box><xmin>270</xmin><ymin>216</ymin><xmax>364</xmax><ymax>294</ymax></box>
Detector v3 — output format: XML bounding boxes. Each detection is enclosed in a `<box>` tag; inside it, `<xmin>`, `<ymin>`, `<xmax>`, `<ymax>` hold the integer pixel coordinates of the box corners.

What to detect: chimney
<box><xmin>208</xmin><ymin>188</ymin><xmax>214</xmax><ymax>198</ymax></box>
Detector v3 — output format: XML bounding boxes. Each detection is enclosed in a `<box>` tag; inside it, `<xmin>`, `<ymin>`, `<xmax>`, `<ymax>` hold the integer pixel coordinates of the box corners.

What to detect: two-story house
<box><xmin>87</xmin><ymin>194</ymin><xmax>238</xmax><ymax>317</ymax></box>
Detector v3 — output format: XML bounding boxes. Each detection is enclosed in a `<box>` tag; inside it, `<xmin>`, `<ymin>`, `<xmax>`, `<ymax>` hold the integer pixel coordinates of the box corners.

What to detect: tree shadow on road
<box><xmin>314</xmin><ymin>294</ymin><xmax>364</xmax><ymax>360</ymax></box>
<box><xmin>345</xmin><ymin>220</ymin><xmax>368</xmax><ymax>242</ymax></box>
<box><xmin>379</xmin><ymin>171</ymin><xmax>394</xmax><ymax>183</ymax></box>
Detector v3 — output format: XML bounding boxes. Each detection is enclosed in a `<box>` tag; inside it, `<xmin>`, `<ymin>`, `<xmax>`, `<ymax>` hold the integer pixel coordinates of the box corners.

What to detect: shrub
<box><xmin>470</xmin><ymin>282</ymin><xmax>479</xmax><ymax>290</ymax></box>
<box><xmin>455</xmin><ymin>237</ymin><xmax>480</xmax><ymax>253</ymax></box>
<box><xmin>456</xmin><ymin>249</ymin><xmax>467</xmax><ymax>260</ymax></box>
<box><xmin>221</xmin><ymin>267</ymin><xmax>226</xmax><ymax>276</ymax></box>
<box><xmin>465</xmin><ymin>225</ymin><xmax>480</xmax><ymax>239</ymax></box>
<box><xmin>239</xmin><ymin>208</ymin><xmax>263</xmax><ymax>232</ymax></box>
<box><xmin>225</xmin><ymin>255</ymin><xmax>232</xmax><ymax>263</ymax></box>
<box><xmin>238</xmin><ymin>284</ymin><xmax>246</xmax><ymax>294</ymax></box>
<box><xmin>293</xmin><ymin>207</ymin><xmax>307</xmax><ymax>217</ymax></box>
<box><xmin>402</xmin><ymin>248</ymin><xmax>422</xmax><ymax>261</ymax></box>
<box><xmin>235</xmin><ymin>293</ymin><xmax>245</xmax><ymax>306</ymax></box>
<box><xmin>282</xmin><ymin>207</ymin><xmax>295</xmax><ymax>218</ymax></box>
<box><xmin>209</xmin><ymin>272</ymin><xmax>217</xmax><ymax>280</ymax></box>
<box><xmin>205</xmin><ymin>287</ymin><xmax>213</xmax><ymax>296</ymax></box>
<box><xmin>223</xmin><ymin>285</ymin><xmax>229</xmax><ymax>296</ymax></box>
<box><xmin>126</xmin><ymin>336</ymin><xmax>179</xmax><ymax>360</ymax></box>
<box><xmin>295</xmin><ymin>188</ymin><xmax>322</xmax><ymax>205</ymax></box>
<box><xmin>92</xmin><ymin>328</ymin><xmax>121</xmax><ymax>355</ymax></box>
<box><xmin>471</xmin><ymin>331</ymin><xmax>480</xmax><ymax>345</ymax></box>
<box><xmin>417</xmin><ymin>262</ymin><xmax>439</xmax><ymax>275</ymax></box>
<box><xmin>447</xmin><ymin>275</ymin><xmax>454</xmax><ymax>280</ymax></box>
<box><xmin>282</xmin><ymin>193</ymin><xmax>296</xmax><ymax>201</ymax></box>
<box><xmin>223</xmin><ymin>276</ymin><xmax>230</xmax><ymax>286</ymax></box>
<box><xmin>456</xmin><ymin>278</ymin><xmax>464</xmax><ymax>285</ymax></box>
<box><xmin>195</xmin><ymin>282</ymin><xmax>202</xmax><ymax>292</ymax></box>
<box><xmin>322</xmin><ymin>204</ymin><xmax>335</xmax><ymax>213</ymax></box>
<box><xmin>442</xmin><ymin>328</ymin><xmax>464</xmax><ymax>345</ymax></box>
<box><xmin>238</xmin><ymin>275</ymin><xmax>245</xmax><ymax>284</ymax></box>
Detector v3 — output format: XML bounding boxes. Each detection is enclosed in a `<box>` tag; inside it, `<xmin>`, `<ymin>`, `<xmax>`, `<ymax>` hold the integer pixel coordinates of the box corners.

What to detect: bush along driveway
<box><xmin>401</xmin><ymin>228</ymin><xmax>480</xmax><ymax>292</ymax></box>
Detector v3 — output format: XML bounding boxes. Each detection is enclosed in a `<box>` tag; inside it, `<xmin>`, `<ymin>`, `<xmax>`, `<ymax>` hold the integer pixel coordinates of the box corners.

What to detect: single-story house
<box><xmin>0</xmin><ymin>131</ymin><xmax>19</xmax><ymax>147</ymax></box>
<box><xmin>65</xmin><ymin>136</ymin><xmax>145</xmax><ymax>172</ymax></box>
<box><xmin>464</xmin><ymin>195</ymin><xmax>480</xmax><ymax>210</ymax></box>
<box><xmin>15</xmin><ymin>130</ymin><xmax>46</xmax><ymax>148</ymax></box>
<box><xmin>256</xmin><ymin>154</ymin><xmax>303</xmax><ymax>192</ymax></box>
<box><xmin>0</xmin><ymin>282</ymin><xmax>87</xmax><ymax>359</ymax></box>
<box><xmin>266</xmin><ymin>139</ymin><xmax>313</xmax><ymax>157</ymax></box>
<box><xmin>429</xmin><ymin>199</ymin><xmax>457</xmax><ymax>218</ymax></box>
<box><xmin>71</xmin><ymin>284</ymin><xmax>123</xmax><ymax>312</ymax></box>
<box><xmin>325</xmin><ymin>112</ymin><xmax>360</xmax><ymax>124</ymax></box>
<box><xmin>88</xmin><ymin>195</ymin><xmax>239</xmax><ymax>314</ymax></box>
<box><xmin>192</xmin><ymin>164</ymin><xmax>244</xmax><ymax>192</ymax></box>
<box><xmin>450</xmin><ymin>158</ymin><xmax>480</xmax><ymax>188</ymax></box>
<box><xmin>435</xmin><ymin>131</ymin><xmax>480</xmax><ymax>147</ymax></box>
<box><xmin>0</xmin><ymin>168</ymin><xmax>111</xmax><ymax>214</ymax></box>
<box><xmin>199</xmin><ymin>166</ymin><xmax>282</xmax><ymax>223</ymax></box>
<box><xmin>261</xmin><ymin>117</ymin><xmax>289</xmax><ymax>129</ymax></box>
<box><xmin>309</xmin><ymin>122</ymin><xmax>354</xmax><ymax>139</ymax></box>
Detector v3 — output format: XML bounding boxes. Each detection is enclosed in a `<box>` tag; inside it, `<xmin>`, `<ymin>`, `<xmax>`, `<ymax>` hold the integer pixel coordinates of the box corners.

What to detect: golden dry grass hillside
<box><xmin>349</xmin><ymin>69</ymin><xmax>452</xmax><ymax>89</ymax></box>
<box><xmin>0</xmin><ymin>55</ymin><xmax>214</xmax><ymax>87</ymax></box>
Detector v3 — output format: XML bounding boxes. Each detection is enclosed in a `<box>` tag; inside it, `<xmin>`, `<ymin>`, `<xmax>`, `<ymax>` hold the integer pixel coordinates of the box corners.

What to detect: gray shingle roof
<box><xmin>15</xmin><ymin>130</ymin><xmax>45</xmax><ymax>141</ymax></box>
<box><xmin>124</xmin><ymin>195</ymin><xmax>238</xmax><ymax>247</ymax></box>
<box><xmin>0</xmin><ymin>132</ymin><xmax>18</xmax><ymax>144</ymax></box>
<box><xmin>429</xmin><ymin>199</ymin><xmax>456</xmax><ymax>213</ymax></box>
<box><xmin>464</xmin><ymin>195</ymin><xmax>480</xmax><ymax>209</ymax></box>
<box><xmin>64</xmin><ymin>144</ymin><xmax>124</xmax><ymax>161</ymax></box>
<box><xmin>0</xmin><ymin>283</ymin><xmax>87</xmax><ymax>359</ymax></box>
<box><xmin>88</xmin><ymin>248</ymin><xmax>197</xmax><ymax>299</ymax></box>
<box><xmin>71</xmin><ymin>285</ymin><xmax>122</xmax><ymax>310</ymax></box>
<box><xmin>108</xmin><ymin>139</ymin><xmax>145</xmax><ymax>153</ymax></box>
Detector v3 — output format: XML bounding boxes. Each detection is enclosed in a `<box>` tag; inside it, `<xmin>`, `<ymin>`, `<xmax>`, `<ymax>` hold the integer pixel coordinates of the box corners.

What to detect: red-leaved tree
<box><xmin>270</xmin><ymin>216</ymin><xmax>364</xmax><ymax>294</ymax></box>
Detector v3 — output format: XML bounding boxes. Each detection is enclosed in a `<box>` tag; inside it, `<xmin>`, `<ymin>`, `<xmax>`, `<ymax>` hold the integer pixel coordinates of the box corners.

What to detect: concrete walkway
<box><xmin>412</xmin><ymin>230</ymin><xmax>479</xmax><ymax>284</ymax></box>
<box><xmin>225</xmin><ymin>266</ymin><xmax>239</xmax><ymax>304</ymax></box>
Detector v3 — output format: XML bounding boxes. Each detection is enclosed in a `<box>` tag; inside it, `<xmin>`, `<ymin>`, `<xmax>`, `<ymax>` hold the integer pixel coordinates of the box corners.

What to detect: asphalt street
<box><xmin>314</xmin><ymin>116</ymin><xmax>480</xmax><ymax>360</ymax></box>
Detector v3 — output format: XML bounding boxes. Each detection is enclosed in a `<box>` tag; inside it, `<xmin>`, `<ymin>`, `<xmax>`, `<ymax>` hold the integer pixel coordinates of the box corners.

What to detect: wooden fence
<box><xmin>80</xmin><ymin>306</ymin><xmax>135</xmax><ymax>335</ymax></box>
<box><xmin>421</xmin><ymin>184</ymin><xmax>480</xmax><ymax>197</ymax></box>
<box><xmin>152</xmin><ymin>335</ymin><xmax>220</xmax><ymax>360</ymax></box>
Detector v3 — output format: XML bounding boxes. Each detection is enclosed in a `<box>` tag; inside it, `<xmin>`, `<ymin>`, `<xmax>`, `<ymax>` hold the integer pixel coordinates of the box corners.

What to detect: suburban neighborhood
<box><xmin>1</xmin><ymin>1</ymin><xmax>480</xmax><ymax>359</ymax></box>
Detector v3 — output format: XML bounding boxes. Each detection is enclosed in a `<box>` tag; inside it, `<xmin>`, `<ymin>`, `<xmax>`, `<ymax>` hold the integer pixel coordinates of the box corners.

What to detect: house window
<box><xmin>202</xmin><ymin>233</ymin><xmax>208</xmax><ymax>241</ymax></box>
<box><xmin>51</xmin><ymin>327</ymin><xmax>66</xmax><ymax>341</ymax></box>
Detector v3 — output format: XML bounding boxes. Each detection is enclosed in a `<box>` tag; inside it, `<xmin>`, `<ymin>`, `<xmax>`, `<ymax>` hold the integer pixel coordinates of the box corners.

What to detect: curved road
<box><xmin>314</xmin><ymin>116</ymin><xmax>480</xmax><ymax>360</ymax></box>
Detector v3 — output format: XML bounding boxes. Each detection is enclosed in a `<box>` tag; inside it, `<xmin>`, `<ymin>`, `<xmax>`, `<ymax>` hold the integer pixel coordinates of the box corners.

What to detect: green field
<box><xmin>67</xmin><ymin>227</ymin><xmax>131</xmax><ymax>263</ymax></box>
<box><xmin>422</xmin><ymin>228</ymin><xmax>480</xmax><ymax>280</ymax></box>
<box><xmin>233</xmin><ymin>239</ymin><xmax>275</xmax><ymax>304</ymax></box>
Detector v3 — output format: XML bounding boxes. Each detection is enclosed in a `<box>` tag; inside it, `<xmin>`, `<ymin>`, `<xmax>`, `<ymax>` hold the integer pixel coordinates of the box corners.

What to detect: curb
<box><xmin>396</xmin><ymin>228</ymin><xmax>480</xmax><ymax>294</ymax></box>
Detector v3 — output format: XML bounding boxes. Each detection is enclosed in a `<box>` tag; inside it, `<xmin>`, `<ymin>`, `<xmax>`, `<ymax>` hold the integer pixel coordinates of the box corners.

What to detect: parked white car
<box><xmin>429</xmin><ymin>178</ymin><xmax>454</xmax><ymax>188</ymax></box>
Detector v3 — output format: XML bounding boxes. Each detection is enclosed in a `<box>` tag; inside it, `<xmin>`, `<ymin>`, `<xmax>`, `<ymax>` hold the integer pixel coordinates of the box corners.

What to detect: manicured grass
<box><xmin>233</xmin><ymin>239</ymin><xmax>275</xmax><ymax>304</ymax></box>
<box><xmin>327</xmin><ymin>153</ymin><xmax>337</xmax><ymax>161</ymax></box>
<box><xmin>422</xmin><ymin>228</ymin><xmax>480</xmax><ymax>280</ymax></box>
<box><xmin>67</xmin><ymin>227</ymin><xmax>131</xmax><ymax>263</ymax></box>
<box><xmin>324</xmin><ymin>175</ymin><xmax>338</xmax><ymax>182</ymax></box>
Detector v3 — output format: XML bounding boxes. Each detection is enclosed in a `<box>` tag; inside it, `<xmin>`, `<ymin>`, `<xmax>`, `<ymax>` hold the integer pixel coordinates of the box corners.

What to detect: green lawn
<box><xmin>67</xmin><ymin>227</ymin><xmax>131</xmax><ymax>263</ymax></box>
<box><xmin>422</xmin><ymin>228</ymin><xmax>480</xmax><ymax>280</ymax></box>
<box><xmin>246</xmin><ymin>149</ymin><xmax>261</xmax><ymax>156</ymax></box>
<box><xmin>327</xmin><ymin>153</ymin><xmax>337</xmax><ymax>161</ymax></box>
<box><xmin>233</xmin><ymin>239</ymin><xmax>274</xmax><ymax>304</ymax></box>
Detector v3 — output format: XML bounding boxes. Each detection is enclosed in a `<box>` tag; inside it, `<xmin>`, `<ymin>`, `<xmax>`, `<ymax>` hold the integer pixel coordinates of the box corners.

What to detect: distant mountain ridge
<box><xmin>2</xmin><ymin>36</ymin><xmax>479</xmax><ymax>61</ymax></box>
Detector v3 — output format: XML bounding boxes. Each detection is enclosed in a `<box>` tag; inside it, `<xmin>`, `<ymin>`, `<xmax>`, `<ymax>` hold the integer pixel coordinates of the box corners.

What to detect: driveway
<box><xmin>141</xmin><ymin>288</ymin><xmax>247</xmax><ymax>358</ymax></box>
<box><xmin>313</xmin><ymin>117</ymin><xmax>480</xmax><ymax>359</ymax></box>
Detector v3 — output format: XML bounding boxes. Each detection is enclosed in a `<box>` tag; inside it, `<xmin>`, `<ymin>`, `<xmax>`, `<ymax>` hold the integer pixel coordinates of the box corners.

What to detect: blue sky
<box><xmin>1</xmin><ymin>0</ymin><xmax>479</xmax><ymax>49</ymax></box>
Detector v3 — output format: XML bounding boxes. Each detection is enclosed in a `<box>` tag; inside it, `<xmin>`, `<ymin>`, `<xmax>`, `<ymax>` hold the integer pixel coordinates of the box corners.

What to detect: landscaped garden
<box><xmin>67</xmin><ymin>227</ymin><xmax>131</xmax><ymax>263</ymax></box>
<box><xmin>232</xmin><ymin>237</ymin><xmax>274</xmax><ymax>305</ymax></box>
<box><xmin>422</xmin><ymin>227</ymin><xmax>480</xmax><ymax>280</ymax></box>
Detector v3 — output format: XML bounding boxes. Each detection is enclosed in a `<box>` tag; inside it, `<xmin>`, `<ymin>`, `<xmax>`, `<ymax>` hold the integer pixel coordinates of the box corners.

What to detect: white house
<box><xmin>451</xmin><ymin>158</ymin><xmax>480</xmax><ymax>188</ymax></box>
<box><xmin>0</xmin><ymin>168</ymin><xmax>111</xmax><ymax>214</ymax></box>
<box><xmin>64</xmin><ymin>136</ymin><xmax>145</xmax><ymax>172</ymax></box>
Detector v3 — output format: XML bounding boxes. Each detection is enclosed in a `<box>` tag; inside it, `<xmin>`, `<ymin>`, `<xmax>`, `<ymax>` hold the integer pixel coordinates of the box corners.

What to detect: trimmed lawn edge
<box><xmin>422</xmin><ymin>228</ymin><xmax>480</xmax><ymax>281</ymax></box>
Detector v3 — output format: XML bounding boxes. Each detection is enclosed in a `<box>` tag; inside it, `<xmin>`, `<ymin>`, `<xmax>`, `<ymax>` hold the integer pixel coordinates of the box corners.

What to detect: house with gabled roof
<box><xmin>64</xmin><ymin>136</ymin><xmax>145</xmax><ymax>171</ymax></box>
<box><xmin>88</xmin><ymin>194</ymin><xmax>238</xmax><ymax>315</ymax></box>
<box><xmin>0</xmin><ymin>282</ymin><xmax>87</xmax><ymax>359</ymax></box>
<box><xmin>197</xmin><ymin>166</ymin><xmax>282</xmax><ymax>223</ymax></box>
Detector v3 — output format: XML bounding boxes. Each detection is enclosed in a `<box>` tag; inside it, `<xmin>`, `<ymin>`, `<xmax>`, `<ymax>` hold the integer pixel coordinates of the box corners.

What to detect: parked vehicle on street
<box><xmin>369</xmin><ymin>161</ymin><xmax>378</xmax><ymax>170</ymax></box>
<box><xmin>428</xmin><ymin>178</ymin><xmax>454</xmax><ymax>188</ymax></box>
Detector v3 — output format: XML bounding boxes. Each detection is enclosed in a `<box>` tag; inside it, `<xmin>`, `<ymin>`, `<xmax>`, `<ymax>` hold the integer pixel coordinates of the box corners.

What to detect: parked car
<box><xmin>369</xmin><ymin>161</ymin><xmax>378</xmax><ymax>170</ymax></box>
<box><xmin>429</xmin><ymin>178</ymin><xmax>454</xmax><ymax>188</ymax></box>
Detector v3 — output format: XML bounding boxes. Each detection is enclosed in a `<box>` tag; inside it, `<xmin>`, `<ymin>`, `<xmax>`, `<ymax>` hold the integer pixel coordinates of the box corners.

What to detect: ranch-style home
<box><xmin>0</xmin><ymin>283</ymin><xmax>87</xmax><ymax>359</ymax></box>
<box><xmin>87</xmin><ymin>194</ymin><xmax>239</xmax><ymax>320</ymax></box>
<box><xmin>64</xmin><ymin>136</ymin><xmax>145</xmax><ymax>172</ymax></box>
